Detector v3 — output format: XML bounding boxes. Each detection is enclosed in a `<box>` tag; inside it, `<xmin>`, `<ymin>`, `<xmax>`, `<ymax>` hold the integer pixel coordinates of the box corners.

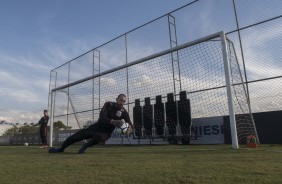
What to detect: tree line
<box><xmin>3</xmin><ymin>121</ymin><xmax>71</xmax><ymax>136</ymax></box>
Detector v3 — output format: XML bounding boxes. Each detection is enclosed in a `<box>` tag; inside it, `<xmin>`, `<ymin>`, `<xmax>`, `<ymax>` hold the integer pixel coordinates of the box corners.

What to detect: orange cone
<box><xmin>247</xmin><ymin>135</ymin><xmax>257</xmax><ymax>148</ymax></box>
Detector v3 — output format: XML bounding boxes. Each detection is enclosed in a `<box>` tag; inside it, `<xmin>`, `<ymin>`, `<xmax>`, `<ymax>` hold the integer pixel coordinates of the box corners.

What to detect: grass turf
<box><xmin>0</xmin><ymin>144</ymin><xmax>281</xmax><ymax>184</ymax></box>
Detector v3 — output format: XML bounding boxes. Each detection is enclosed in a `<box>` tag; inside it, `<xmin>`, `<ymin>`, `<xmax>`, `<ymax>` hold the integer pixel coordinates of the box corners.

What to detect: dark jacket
<box><xmin>94</xmin><ymin>102</ymin><xmax>132</xmax><ymax>133</ymax></box>
<box><xmin>38</xmin><ymin>116</ymin><xmax>49</xmax><ymax>127</ymax></box>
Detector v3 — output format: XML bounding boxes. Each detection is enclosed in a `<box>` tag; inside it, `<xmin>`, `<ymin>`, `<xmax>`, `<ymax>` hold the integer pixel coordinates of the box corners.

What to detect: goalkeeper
<box><xmin>49</xmin><ymin>94</ymin><xmax>133</xmax><ymax>154</ymax></box>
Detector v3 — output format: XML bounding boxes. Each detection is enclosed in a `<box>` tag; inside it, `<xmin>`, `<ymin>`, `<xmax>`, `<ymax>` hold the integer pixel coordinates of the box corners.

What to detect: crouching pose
<box><xmin>49</xmin><ymin>94</ymin><xmax>133</xmax><ymax>154</ymax></box>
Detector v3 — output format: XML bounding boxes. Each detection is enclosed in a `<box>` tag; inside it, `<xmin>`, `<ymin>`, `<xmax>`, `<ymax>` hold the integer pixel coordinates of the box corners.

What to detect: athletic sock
<box><xmin>78</xmin><ymin>146</ymin><xmax>87</xmax><ymax>154</ymax></box>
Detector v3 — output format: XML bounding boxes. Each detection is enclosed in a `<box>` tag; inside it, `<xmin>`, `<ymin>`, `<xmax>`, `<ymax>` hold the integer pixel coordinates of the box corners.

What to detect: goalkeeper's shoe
<box><xmin>48</xmin><ymin>147</ymin><xmax>63</xmax><ymax>153</ymax></box>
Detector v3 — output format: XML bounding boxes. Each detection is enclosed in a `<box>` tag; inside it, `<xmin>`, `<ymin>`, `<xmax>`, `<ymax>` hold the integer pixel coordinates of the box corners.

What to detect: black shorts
<box><xmin>88</xmin><ymin>122</ymin><xmax>115</xmax><ymax>137</ymax></box>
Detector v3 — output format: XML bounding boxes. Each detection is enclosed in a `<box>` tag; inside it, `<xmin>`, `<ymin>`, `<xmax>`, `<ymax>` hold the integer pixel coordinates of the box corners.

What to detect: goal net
<box><xmin>49</xmin><ymin>32</ymin><xmax>258</xmax><ymax>148</ymax></box>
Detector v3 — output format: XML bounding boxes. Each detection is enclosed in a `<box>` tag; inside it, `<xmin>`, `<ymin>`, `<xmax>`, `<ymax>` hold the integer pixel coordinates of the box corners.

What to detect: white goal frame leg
<box><xmin>220</xmin><ymin>31</ymin><xmax>239</xmax><ymax>149</ymax></box>
<box><xmin>49</xmin><ymin>91</ymin><xmax>55</xmax><ymax>147</ymax></box>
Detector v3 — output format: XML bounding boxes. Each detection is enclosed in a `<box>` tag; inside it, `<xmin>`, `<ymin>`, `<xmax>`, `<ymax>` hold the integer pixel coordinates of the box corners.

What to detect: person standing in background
<box><xmin>38</xmin><ymin>110</ymin><xmax>49</xmax><ymax>148</ymax></box>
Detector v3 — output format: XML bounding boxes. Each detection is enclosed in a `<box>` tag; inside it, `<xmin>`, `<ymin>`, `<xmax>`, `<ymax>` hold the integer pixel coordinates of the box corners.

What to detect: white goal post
<box><xmin>220</xmin><ymin>32</ymin><xmax>238</xmax><ymax>149</ymax></box>
<box><xmin>49</xmin><ymin>31</ymin><xmax>258</xmax><ymax>149</ymax></box>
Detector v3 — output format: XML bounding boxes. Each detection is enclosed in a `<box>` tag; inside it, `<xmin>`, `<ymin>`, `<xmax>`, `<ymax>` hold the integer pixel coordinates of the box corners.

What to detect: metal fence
<box><xmin>49</xmin><ymin>0</ymin><xmax>282</xmax><ymax>128</ymax></box>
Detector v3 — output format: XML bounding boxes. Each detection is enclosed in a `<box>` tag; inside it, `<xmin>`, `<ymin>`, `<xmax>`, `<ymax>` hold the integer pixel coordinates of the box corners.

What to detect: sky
<box><xmin>0</xmin><ymin>0</ymin><xmax>194</xmax><ymax>124</ymax></box>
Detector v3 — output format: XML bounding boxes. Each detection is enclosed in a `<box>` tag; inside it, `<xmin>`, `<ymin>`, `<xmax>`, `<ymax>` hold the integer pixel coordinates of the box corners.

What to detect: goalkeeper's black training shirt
<box><xmin>92</xmin><ymin>102</ymin><xmax>132</xmax><ymax>134</ymax></box>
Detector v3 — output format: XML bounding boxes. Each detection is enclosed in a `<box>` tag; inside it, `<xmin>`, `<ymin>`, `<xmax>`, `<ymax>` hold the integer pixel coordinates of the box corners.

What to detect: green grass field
<box><xmin>0</xmin><ymin>144</ymin><xmax>281</xmax><ymax>184</ymax></box>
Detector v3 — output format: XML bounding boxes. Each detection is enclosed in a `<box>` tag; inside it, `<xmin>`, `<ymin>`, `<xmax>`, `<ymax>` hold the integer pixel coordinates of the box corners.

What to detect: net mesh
<box><xmin>51</xmin><ymin>35</ymin><xmax>257</xmax><ymax>144</ymax></box>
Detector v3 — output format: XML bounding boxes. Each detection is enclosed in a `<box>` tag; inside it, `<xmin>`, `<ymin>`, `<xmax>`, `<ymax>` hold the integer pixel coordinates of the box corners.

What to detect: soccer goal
<box><xmin>49</xmin><ymin>31</ymin><xmax>258</xmax><ymax>149</ymax></box>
